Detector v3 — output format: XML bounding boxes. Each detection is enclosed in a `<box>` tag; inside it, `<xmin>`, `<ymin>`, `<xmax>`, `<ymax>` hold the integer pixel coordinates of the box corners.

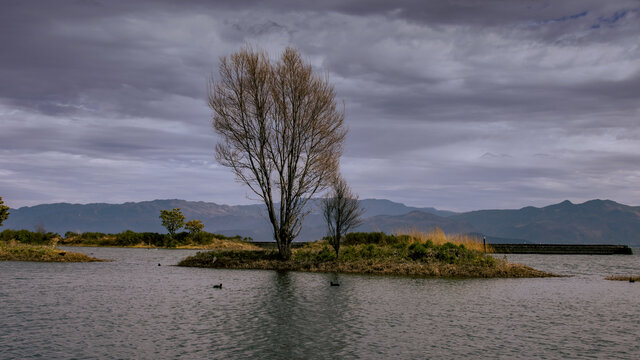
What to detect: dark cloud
<box><xmin>1</xmin><ymin>0</ymin><xmax>639</xmax><ymax>211</ymax></box>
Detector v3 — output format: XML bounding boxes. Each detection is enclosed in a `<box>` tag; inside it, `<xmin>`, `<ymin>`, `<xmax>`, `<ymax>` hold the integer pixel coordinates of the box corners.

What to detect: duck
<box><xmin>330</xmin><ymin>281</ymin><xmax>340</xmax><ymax>286</ymax></box>
<box><xmin>213</xmin><ymin>284</ymin><xmax>223</xmax><ymax>289</ymax></box>
<box><xmin>630</xmin><ymin>277</ymin><xmax>636</xmax><ymax>283</ymax></box>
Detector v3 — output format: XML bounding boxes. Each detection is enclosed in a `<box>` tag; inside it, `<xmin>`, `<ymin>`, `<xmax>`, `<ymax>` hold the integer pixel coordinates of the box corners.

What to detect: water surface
<box><xmin>1</xmin><ymin>247</ymin><xmax>639</xmax><ymax>359</ymax></box>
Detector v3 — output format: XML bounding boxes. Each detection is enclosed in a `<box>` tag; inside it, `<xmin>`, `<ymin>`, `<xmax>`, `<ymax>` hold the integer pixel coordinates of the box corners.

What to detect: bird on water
<box><xmin>330</xmin><ymin>282</ymin><xmax>340</xmax><ymax>286</ymax></box>
<box><xmin>213</xmin><ymin>284</ymin><xmax>222</xmax><ymax>289</ymax></box>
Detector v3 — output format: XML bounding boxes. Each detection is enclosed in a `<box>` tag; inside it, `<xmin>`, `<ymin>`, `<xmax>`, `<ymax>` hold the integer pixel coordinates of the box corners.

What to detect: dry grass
<box><xmin>395</xmin><ymin>228</ymin><xmax>492</xmax><ymax>253</ymax></box>
<box><xmin>605</xmin><ymin>275</ymin><xmax>640</xmax><ymax>282</ymax></box>
<box><xmin>176</xmin><ymin>239</ymin><xmax>263</xmax><ymax>251</ymax></box>
<box><xmin>0</xmin><ymin>241</ymin><xmax>106</xmax><ymax>262</ymax></box>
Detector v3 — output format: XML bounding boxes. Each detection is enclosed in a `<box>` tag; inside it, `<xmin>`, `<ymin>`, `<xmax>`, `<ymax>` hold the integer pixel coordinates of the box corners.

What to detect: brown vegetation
<box><xmin>174</xmin><ymin>239</ymin><xmax>262</xmax><ymax>251</ymax></box>
<box><xmin>395</xmin><ymin>228</ymin><xmax>492</xmax><ymax>253</ymax></box>
<box><xmin>0</xmin><ymin>241</ymin><xmax>105</xmax><ymax>262</ymax></box>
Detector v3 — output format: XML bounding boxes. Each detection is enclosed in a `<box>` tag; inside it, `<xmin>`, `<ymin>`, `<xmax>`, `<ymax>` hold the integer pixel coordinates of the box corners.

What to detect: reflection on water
<box><xmin>1</xmin><ymin>247</ymin><xmax>639</xmax><ymax>359</ymax></box>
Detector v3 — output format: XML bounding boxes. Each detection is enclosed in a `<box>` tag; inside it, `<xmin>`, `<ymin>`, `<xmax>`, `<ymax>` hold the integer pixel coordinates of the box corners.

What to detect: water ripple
<box><xmin>1</xmin><ymin>247</ymin><xmax>639</xmax><ymax>359</ymax></box>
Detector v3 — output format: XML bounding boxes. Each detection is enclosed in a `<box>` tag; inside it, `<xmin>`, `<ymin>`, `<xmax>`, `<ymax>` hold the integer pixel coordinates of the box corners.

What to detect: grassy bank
<box><xmin>0</xmin><ymin>241</ymin><xmax>106</xmax><ymax>262</ymax></box>
<box><xmin>178</xmin><ymin>230</ymin><xmax>553</xmax><ymax>278</ymax></box>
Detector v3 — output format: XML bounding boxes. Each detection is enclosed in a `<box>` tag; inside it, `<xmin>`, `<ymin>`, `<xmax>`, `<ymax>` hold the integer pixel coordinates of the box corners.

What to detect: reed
<box><xmin>395</xmin><ymin>228</ymin><xmax>492</xmax><ymax>253</ymax></box>
<box><xmin>175</xmin><ymin>238</ymin><xmax>262</xmax><ymax>251</ymax></box>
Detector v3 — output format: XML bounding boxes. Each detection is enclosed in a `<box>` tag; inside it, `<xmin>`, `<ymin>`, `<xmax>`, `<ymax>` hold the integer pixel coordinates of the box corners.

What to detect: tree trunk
<box><xmin>276</xmin><ymin>230</ymin><xmax>293</xmax><ymax>260</ymax></box>
<box><xmin>277</xmin><ymin>239</ymin><xmax>292</xmax><ymax>260</ymax></box>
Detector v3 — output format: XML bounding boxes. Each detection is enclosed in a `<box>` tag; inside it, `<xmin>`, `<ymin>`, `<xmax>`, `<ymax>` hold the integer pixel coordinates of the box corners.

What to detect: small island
<box><xmin>0</xmin><ymin>241</ymin><xmax>105</xmax><ymax>262</ymax></box>
<box><xmin>178</xmin><ymin>230</ymin><xmax>554</xmax><ymax>278</ymax></box>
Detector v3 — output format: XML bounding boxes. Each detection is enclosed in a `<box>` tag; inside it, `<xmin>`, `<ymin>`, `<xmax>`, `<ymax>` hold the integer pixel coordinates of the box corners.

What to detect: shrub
<box><xmin>294</xmin><ymin>245</ymin><xmax>336</xmax><ymax>262</ymax></box>
<box><xmin>342</xmin><ymin>232</ymin><xmax>410</xmax><ymax>246</ymax></box>
<box><xmin>434</xmin><ymin>242</ymin><xmax>460</xmax><ymax>264</ymax></box>
<box><xmin>408</xmin><ymin>242</ymin><xmax>430</xmax><ymax>261</ymax></box>
<box><xmin>0</xmin><ymin>229</ymin><xmax>59</xmax><ymax>245</ymax></box>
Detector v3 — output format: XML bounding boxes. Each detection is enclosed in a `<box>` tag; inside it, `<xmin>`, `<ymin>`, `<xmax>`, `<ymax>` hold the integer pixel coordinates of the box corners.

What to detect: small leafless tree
<box><xmin>322</xmin><ymin>176</ymin><xmax>364</xmax><ymax>257</ymax></box>
<box><xmin>208</xmin><ymin>47</ymin><xmax>346</xmax><ymax>259</ymax></box>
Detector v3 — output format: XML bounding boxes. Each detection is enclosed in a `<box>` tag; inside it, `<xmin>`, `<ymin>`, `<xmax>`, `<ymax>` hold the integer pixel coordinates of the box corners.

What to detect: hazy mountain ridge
<box><xmin>451</xmin><ymin>199</ymin><xmax>640</xmax><ymax>245</ymax></box>
<box><xmin>357</xmin><ymin>211</ymin><xmax>474</xmax><ymax>235</ymax></box>
<box><xmin>4</xmin><ymin>198</ymin><xmax>448</xmax><ymax>241</ymax></box>
<box><xmin>4</xmin><ymin>198</ymin><xmax>640</xmax><ymax>245</ymax></box>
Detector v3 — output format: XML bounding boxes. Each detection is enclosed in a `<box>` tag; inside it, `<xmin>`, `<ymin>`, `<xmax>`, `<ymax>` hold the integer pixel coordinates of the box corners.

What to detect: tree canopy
<box><xmin>185</xmin><ymin>219</ymin><xmax>204</xmax><ymax>234</ymax></box>
<box><xmin>208</xmin><ymin>46</ymin><xmax>346</xmax><ymax>259</ymax></box>
<box><xmin>159</xmin><ymin>208</ymin><xmax>185</xmax><ymax>237</ymax></box>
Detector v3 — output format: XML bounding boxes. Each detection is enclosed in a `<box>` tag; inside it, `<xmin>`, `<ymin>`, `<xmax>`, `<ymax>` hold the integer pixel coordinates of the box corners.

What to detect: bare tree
<box><xmin>322</xmin><ymin>176</ymin><xmax>364</xmax><ymax>257</ymax></box>
<box><xmin>208</xmin><ymin>47</ymin><xmax>346</xmax><ymax>259</ymax></box>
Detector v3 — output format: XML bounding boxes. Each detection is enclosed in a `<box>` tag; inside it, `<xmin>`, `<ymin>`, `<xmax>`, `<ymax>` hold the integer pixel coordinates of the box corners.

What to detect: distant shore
<box><xmin>0</xmin><ymin>229</ymin><xmax>259</xmax><ymax>250</ymax></box>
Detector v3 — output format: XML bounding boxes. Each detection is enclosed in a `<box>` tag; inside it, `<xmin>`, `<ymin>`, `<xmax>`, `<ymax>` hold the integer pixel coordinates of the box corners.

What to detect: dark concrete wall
<box><xmin>490</xmin><ymin>244</ymin><xmax>633</xmax><ymax>255</ymax></box>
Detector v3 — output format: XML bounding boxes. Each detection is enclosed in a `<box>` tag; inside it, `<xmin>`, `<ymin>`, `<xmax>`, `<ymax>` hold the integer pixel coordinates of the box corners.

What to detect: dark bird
<box><xmin>330</xmin><ymin>282</ymin><xmax>340</xmax><ymax>286</ymax></box>
<box><xmin>213</xmin><ymin>284</ymin><xmax>222</xmax><ymax>289</ymax></box>
<box><xmin>630</xmin><ymin>277</ymin><xmax>635</xmax><ymax>283</ymax></box>
<box><xmin>158</xmin><ymin>263</ymin><xmax>161</xmax><ymax>266</ymax></box>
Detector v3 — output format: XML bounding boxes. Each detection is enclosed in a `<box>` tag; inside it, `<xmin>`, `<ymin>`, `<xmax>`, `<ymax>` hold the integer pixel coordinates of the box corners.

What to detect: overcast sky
<box><xmin>1</xmin><ymin>0</ymin><xmax>639</xmax><ymax>211</ymax></box>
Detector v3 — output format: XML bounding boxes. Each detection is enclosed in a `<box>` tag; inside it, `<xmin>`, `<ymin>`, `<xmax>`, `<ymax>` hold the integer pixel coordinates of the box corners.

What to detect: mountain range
<box><xmin>3</xmin><ymin>198</ymin><xmax>640</xmax><ymax>245</ymax></box>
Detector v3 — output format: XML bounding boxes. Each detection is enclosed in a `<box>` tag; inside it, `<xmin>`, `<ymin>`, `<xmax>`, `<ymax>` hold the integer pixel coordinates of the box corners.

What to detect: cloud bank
<box><xmin>1</xmin><ymin>0</ymin><xmax>639</xmax><ymax>211</ymax></box>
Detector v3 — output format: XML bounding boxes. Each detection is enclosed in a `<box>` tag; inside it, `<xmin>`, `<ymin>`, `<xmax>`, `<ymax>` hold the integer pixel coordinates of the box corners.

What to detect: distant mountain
<box><xmin>3</xmin><ymin>200</ymin><xmax>268</xmax><ymax>239</ymax></box>
<box><xmin>450</xmin><ymin>199</ymin><xmax>640</xmax><ymax>245</ymax></box>
<box><xmin>2</xmin><ymin>198</ymin><xmax>454</xmax><ymax>242</ymax></box>
<box><xmin>358</xmin><ymin>199</ymin><xmax>457</xmax><ymax>218</ymax></box>
<box><xmin>357</xmin><ymin>211</ymin><xmax>474</xmax><ymax>235</ymax></box>
<box><xmin>4</xmin><ymin>198</ymin><xmax>640</xmax><ymax>245</ymax></box>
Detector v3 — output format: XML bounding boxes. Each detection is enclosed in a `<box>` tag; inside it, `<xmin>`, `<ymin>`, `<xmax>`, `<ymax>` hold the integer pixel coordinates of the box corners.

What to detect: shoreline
<box><xmin>177</xmin><ymin>249</ymin><xmax>557</xmax><ymax>279</ymax></box>
<box><xmin>1</xmin><ymin>242</ymin><xmax>107</xmax><ymax>262</ymax></box>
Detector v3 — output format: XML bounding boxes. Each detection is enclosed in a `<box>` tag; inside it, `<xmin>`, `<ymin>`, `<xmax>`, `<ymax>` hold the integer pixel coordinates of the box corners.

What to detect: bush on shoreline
<box><xmin>0</xmin><ymin>229</ymin><xmax>255</xmax><ymax>249</ymax></box>
<box><xmin>0</xmin><ymin>229</ymin><xmax>60</xmax><ymax>245</ymax></box>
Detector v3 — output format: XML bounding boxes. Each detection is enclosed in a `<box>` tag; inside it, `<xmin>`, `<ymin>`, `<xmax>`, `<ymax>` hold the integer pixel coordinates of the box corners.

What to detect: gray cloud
<box><xmin>1</xmin><ymin>0</ymin><xmax>639</xmax><ymax>211</ymax></box>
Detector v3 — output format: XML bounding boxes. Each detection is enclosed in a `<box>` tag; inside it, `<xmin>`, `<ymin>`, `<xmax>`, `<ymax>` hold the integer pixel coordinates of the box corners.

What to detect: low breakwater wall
<box><xmin>490</xmin><ymin>244</ymin><xmax>633</xmax><ymax>255</ymax></box>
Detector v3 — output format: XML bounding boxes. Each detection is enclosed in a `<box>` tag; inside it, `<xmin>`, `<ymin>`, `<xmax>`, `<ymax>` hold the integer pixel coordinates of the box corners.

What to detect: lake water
<box><xmin>1</xmin><ymin>247</ymin><xmax>639</xmax><ymax>359</ymax></box>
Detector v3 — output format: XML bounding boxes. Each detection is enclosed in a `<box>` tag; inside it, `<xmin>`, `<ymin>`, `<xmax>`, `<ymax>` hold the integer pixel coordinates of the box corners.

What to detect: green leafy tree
<box><xmin>159</xmin><ymin>208</ymin><xmax>185</xmax><ymax>238</ymax></box>
<box><xmin>185</xmin><ymin>219</ymin><xmax>204</xmax><ymax>234</ymax></box>
<box><xmin>0</xmin><ymin>196</ymin><xmax>9</xmax><ymax>227</ymax></box>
